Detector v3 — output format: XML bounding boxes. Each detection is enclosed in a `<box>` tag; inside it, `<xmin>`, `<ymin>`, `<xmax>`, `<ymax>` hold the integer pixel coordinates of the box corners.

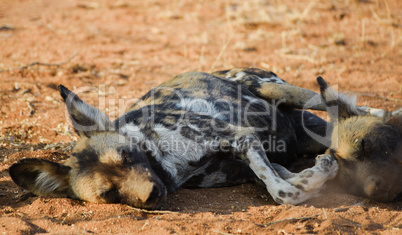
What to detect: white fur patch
<box><xmin>225</xmin><ymin>71</ymin><xmax>247</xmax><ymax>81</ymax></box>
<box><xmin>35</xmin><ymin>171</ymin><xmax>63</xmax><ymax>194</ymax></box>
<box><xmin>357</xmin><ymin>106</ymin><xmax>387</xmax><ymax>117</ymax></box>
<box><xmin>391</xmin><ymin>107</ymin><xmax>402</xmax><ymax>116</ymax></box>
<box><xmin>242</xmin><ymin>95</ymin><xmax>258</xmax><ymax>102</ymax></box>
<box><xmin>177</xmin><ymin>98</ymin><xmax>219</xmax><ymax>116</ymax></box>
<box><xmin>153</xmin><ymin>124</ymin><xmax>206</xmax><ymax>184</ymax></box>
<box><xmin>258</xmin><ymin>76</ymin><xmax>286</xmax><ymax>85</ymax></box>
<box><xmin>119</xmin><ymin>123</ymin><xmax>145</xmax><ymax>142</ymax></box>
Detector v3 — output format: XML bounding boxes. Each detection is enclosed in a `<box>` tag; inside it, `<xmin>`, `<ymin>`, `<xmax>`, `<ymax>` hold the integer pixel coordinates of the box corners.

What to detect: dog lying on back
<box><xmin>9</xmin><ymin>68</ymin><xmax>402</xmax><ymax>209</ymax></box>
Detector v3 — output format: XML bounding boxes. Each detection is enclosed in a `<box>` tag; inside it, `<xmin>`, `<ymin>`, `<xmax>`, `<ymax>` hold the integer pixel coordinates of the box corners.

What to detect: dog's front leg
<box><xmin>272</xmin><ymin>154</ymin><xmax>339</xmax><ymax>192</ymax></box>
<box><xmin>233</xmin><ymin>134</ymin><xmax>321</xmax><ymax>205</ymax></box>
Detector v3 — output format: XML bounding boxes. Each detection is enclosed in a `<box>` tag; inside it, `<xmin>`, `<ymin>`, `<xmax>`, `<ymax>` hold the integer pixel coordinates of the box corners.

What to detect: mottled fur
<box><xmin>10</xmin><ymin>68</ymin><xmax>399</xmax><ymax>209</ymax></box>
<box><xmin>317</xmin><ymin>77</ymin><xmax>402</xmax><ymax>202</ymax></box>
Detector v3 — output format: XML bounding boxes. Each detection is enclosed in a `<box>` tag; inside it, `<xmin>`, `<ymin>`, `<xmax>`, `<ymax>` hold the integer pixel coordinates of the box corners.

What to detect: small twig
<box><xmin>350</xmin><ymin>200</ymin><xmax>367</xmax><ymax>207</ymax></box>
<box><xmin>322</xmin><ymin>208</ymin><xmax>328</xmax><ymax>219</ymax></box>
<box><xmin>384</xmin><ymin>0</ymin><xmax>392</xmax><ymax>20</ymax></box>
<box><xmin>333</xmin><ymin>207</ymin><xmax>348</xmax><ymax>212</ymax></box>
<box><xmin>0</xmin><ymin>52</ymin><xmax>78</xmax><ymax>73</ymax></box>
<box><xmin>261</xmin><ymin>213</ymin><xmax>322</xmax><ymax>226</ymax></box>
<box><xmin>140</xmin><ymin>220</ymin><xmax>149</xmax><ymax>231</ymax></box>
<box><xmin>0</xmin><ymin>24</ymin><xmax>14</xmax><ymax>31</ymax></box>
<box><xmin>334</xmin><ymin>200</ymin><xmax>367</xmax><ymax>212</ymax></box>
<box><xmin>357</xmin><ymin>92</ymin><xmax>402</xmax><ymax>102</ymax></box>
<box><xmin>279</xmin><ymin>52</ymin><xmax>320</xmax><ymax>64</ymax></box>
<box><xmin>209</xmin><ymin>31</ymin><xmax>234</xmax><ymax>73</ymax></box>
<box><xmin>300</xmin><ymin>1</ymin><xmax>316</xmax><ymax>21</ymax></box>
<box><xmin>27</xmin><ymin>102</ymin><xmax>36</xmax><ymax>117</ymax></box>
<box><xmin>128</xmin><ymin>206</ymin><xmax>179</xmax><ymax>214</ymax></box>
<box><xmin>361</xmin><ymin>18</ymin><xmax>366</xmax><ymax>42</ymax></box>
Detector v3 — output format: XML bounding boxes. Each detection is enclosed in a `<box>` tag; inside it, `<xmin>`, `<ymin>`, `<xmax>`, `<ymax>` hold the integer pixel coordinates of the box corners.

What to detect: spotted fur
<box><xmin>8</xmin><ymin>68</ymin><xmax>356</xmax><ymax>209</ymax></box>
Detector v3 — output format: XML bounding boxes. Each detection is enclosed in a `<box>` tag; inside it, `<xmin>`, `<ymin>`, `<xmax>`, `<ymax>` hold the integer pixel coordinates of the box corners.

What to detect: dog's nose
<box><xmin>145</xmin><ymin>185</ymin><xmax>166</xmax><ymax>209</ymax></box>
<box><xmin>364</xmin><ymin>175</ymin><xmax>390</xmax><ymax>201</ymax></box>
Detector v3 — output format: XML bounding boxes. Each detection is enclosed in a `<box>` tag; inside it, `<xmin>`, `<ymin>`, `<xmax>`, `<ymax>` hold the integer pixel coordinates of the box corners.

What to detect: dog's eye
<box><xmin>356</xmin><ymin>139</ymin><xmax>365</xmax><ymax>160</ymax></box>
<box><xmin>357</xmin><ymin>138</ymin><xmax>370</xmax><ymax>161</ymax></box>
<box><xmin>361</xmin><ymin>138</ymin><xmax>372</xmax><ymax>152</ymax></box>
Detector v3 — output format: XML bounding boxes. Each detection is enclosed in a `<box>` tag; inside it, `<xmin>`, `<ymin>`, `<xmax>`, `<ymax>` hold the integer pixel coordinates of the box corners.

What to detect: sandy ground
<box><xmin>0</xmin><ymin>0</ymin><xmax>401</xmax><ymax>234</ymax></box>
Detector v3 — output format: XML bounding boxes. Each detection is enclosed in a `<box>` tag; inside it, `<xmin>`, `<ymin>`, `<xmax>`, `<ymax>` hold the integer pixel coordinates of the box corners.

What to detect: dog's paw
<box><xmin>284</xmin><ymin>154</ymin><xmax>339</xmax><ymax>192</ymax></box>
<box><xmin>269</xmin><ymin>183</ymin><xmax>321</xmax><ymax>205</ymax></box>
<box><xmin>315</xmin><ymin>154</ymin><xmax>339</xmax><ymax>179</ymax></box>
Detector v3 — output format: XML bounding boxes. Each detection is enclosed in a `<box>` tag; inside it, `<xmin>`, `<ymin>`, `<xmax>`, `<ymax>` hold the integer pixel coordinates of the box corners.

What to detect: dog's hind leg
<box><xmin>215</xmin><ymin>68</ymin><xmax>392</xmax><ymax>115</ymax></box>
<box><xmin>213</xmin><ymin>68</ymin><xmax>327</xmax><ymax>111</ymax></box>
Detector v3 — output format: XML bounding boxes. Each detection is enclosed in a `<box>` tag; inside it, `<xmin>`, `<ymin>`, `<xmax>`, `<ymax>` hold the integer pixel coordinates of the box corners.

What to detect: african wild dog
<box><xmin>8</xmin><ymin>68</ymin><xmax>400</xmax><ymax>209</ymax></box>
<box><xmin>9</xmin><ymin>68</ymin><xmax>336</xmax><ymax>209</ymax></box>
<box><xmin>317</xmin><ymin>78</ymin><xmax>402</xmax><ymax>202</ymax></box>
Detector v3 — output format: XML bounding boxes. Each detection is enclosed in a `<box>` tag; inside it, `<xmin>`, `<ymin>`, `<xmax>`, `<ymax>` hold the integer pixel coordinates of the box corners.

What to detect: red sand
<box><xmin>1</xmin><ymin>0</ymin><xmax>401</xmax><ymax>233</ymax></box>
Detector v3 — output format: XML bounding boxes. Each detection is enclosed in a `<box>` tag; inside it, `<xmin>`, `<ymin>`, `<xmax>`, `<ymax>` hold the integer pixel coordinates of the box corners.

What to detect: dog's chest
<box><xmin>117</xmin><ymin>119</ymin><xmax>220</xmax><ymax>184</ymax></box>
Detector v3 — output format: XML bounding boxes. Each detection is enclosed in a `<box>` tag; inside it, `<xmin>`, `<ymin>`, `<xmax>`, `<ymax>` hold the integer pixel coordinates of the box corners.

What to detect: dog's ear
<box><xmin>59</xmin><ymin>85</ymin><xmax>114</xmax><ymax>137</ymax></box>
<box><xmin>9</xmin><ymin>158</ymin><xmax>76</xmax><ymax>198</ymax></box>
<box><xmin>317</xmin><ymin>77</ymin><xmax>366</xmax><ymax>122</ymax></box>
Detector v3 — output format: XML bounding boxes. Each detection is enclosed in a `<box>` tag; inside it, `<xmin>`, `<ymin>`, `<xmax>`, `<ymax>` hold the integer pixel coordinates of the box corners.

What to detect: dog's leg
<box><xmin>231</xmin><ymin>132</ymin><xmax>327</xmax><ymax>204</ymax></box>
<box><xmin>254</xmin><ymin>83</ymin><xmax>327</xmax><ymax>110</ymax></box>
<box><xmin>182</xmin><ymin>158</ymin><xmax>257</xmax><ymax>188</ymax></box>
<box><xmin>213</xmin><ymin>68</ymin><xmax>327</xmax><ymax>110</ymax></box>
<box><xmin>178</xmin><ymin>114</ymin><xmax>335</xmax><ymax>204</ymax></box>
<box><xmin>272</xmin><ymin>154</ymin><xmax>338</xmax><ymax>191</ymax></box>
<box><xmin>271</xmin><ymin>163</ymin><xmax>296</xmax><ymax>180</ymax></box>
<box><xmin>215</xmin><ymin>68</ymin><xmax>392</xmax><ymax>116</ymax></box>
